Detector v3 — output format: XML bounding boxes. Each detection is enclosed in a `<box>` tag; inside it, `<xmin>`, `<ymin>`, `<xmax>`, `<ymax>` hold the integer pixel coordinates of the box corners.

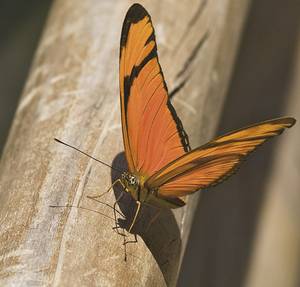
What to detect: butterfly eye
<box><xmin>128</xmin><ymin>175</ymin><xmax>138</xmax><ymax>186</ymax></box>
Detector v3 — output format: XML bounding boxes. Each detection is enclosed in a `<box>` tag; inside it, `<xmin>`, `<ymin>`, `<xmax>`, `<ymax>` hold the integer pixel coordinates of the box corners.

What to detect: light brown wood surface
<box><xmin>0</xmin><ymin>0</ymin><xmax>250</xmax><ymax>286</ymax></box>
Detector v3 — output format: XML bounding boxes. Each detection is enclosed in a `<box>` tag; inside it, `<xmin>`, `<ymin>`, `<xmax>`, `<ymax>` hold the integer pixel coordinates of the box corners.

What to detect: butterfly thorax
<box><xmin>121</xmin><ymin>171</ymin><xmax>187</xmax><ymax>209</ymax></box>
<box><xmin>121</xmin><ymin>172</ymin><xmax>150</xmax><ymax>203</ymax></box>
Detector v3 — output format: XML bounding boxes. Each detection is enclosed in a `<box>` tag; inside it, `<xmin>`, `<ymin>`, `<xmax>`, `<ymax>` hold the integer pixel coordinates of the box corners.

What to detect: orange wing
<box><xmin>146</xmin><ymin>117</ymin><xmax>296</xmax><ymax>197</ymax></box>
<box><xmin>119</xmin><ymin>4</ymin><xmax>190</xmax><ymax>176</ymax></box>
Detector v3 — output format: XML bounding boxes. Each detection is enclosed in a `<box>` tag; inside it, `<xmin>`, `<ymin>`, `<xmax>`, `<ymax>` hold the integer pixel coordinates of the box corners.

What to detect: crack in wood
<box><xmin>169</xmin><ymin>76</ymin><xmax>189</xmax><ymax>99</ymax></box>
<box><xmin>176</xmin><ymin>31</ymin><xmax>209</xmax><ymax>79</ymax></box>
<box><xmin>187</xmin><ymin>0</ymin><xmax>208</xmax><ymax>28</ymax></box>
<box><xmin>80</xmin><ymin>165</ymin><xmax>92</xmax><ymax>202</ymax></box>
<box><xmin>174</xmin><ymin>0</ymin><xmax>207</xmax><ymax>52</ymax></box>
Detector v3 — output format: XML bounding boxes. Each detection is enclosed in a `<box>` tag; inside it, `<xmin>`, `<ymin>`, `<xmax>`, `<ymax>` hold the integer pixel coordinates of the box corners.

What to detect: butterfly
<box><xmin>55</xmin><ymin>3</ymin><xmax>293</xmax><ymax>234</ymax></box>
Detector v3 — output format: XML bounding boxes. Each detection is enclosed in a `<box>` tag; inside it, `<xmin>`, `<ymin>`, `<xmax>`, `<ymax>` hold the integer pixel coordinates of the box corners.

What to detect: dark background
<box><xmin>0</xmin><ymin>0</ymin><xmax>52</xmax><ymax>155</ymax></box>
<box><xmin>0</xmin><ymin>1</ymin><xmax>298</xmax><ymax>286</ymax></box>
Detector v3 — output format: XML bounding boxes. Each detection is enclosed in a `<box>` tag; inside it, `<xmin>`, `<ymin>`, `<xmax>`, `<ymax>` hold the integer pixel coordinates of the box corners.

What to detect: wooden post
<box><xmin>0</xmin><ymin>1</ymin><xmax>250</xmax><ymax>286</ymax></box>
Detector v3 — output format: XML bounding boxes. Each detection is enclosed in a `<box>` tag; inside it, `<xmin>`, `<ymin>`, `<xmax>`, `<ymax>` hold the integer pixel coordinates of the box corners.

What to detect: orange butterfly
<box><xmin>56</xmin><ymin>4</ymin><xmax>295</xmax><ymax>233</ymax></box>
<box><xmin>113</xmin><ymin>3</ymin><xmax>296</xmax><ymax>231</ymax></box>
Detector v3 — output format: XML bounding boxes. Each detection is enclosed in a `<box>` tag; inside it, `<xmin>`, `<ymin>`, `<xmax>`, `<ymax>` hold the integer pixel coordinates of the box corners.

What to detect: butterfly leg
<box><xmin>128</xmin><ymin>201</ymin><xmax>141</xmax><ymax>233</ymax></box>
<box><xmin>123</xmin><ymin>228</ymin><xmax>128</xmax><ymax>261</ymax></box>
<box><xmin>87</xmin><ymin>178</ymin><xmax>126</xmax><ymax>221</ymax></box>
<box><xmin>112</xmin><ymin>190</ymin><xmax>127</xmax><ymax>235</ymax></box>
<box><xmin>87</xmin><ymin>178</ymin><xmax>123</xmax><ymax>200</ymax></box>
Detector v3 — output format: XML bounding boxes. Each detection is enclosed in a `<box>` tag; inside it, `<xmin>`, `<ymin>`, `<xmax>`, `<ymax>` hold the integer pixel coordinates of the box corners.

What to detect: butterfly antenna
<box><xmin>54</xmin><ymin>138</ymin><xmax>123</xmax><ymax>173</ymax></box>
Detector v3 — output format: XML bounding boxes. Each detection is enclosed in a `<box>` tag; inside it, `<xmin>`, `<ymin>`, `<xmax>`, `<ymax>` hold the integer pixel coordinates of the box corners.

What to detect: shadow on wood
<box><xmin>111</xmin><ymin>152</ymin><xmax>181</xmax><ymax>286</ymax></box>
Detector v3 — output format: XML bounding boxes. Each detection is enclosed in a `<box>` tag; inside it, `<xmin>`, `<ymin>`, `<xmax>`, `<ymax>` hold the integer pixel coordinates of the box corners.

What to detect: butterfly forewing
<box><xmin>119</xmin><ymin>4</ymin><xmax>190</xmax><ymax>176</ymax></box>
<box><xmin>145</xmin><ymin>117</ymin><xmax>295</xmax><ymax>197</ymax></box>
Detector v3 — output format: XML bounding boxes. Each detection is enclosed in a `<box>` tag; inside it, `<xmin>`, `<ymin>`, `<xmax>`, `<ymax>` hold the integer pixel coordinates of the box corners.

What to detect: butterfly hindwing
<box><xmin>145</xmin><ymin>117</ymin><xmax>296</xmax><ymax>197</ymax></box>
<box><xmin>119</xmin><ymin>4</ymin><xmax>190</xmax><ymax>176</ymax></box>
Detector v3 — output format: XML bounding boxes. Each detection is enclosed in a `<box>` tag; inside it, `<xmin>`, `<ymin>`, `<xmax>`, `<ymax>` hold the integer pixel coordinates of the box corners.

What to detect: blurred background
<box><xmin>0</xmin><ymin>0</ymin><xmax>52</xmax><ymax>155</ymax></box>
<box><xmin>0</xmin><ymin>1</ymin><xmax>299</xmax><ymax>287</ymax></box>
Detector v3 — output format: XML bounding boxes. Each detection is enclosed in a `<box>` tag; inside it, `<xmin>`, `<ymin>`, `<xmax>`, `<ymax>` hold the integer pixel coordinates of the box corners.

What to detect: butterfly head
<box><xmin>121</xmin><ymin>172</ymin><xmax>140</xmax><ymax>200</ymax></box>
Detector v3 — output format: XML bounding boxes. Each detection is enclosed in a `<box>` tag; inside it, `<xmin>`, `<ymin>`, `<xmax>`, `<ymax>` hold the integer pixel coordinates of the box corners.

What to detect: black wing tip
<box><xmin>266</xmin><ymin>116</ymin><xmax>296</xmax><ymax>127</ymax></box>
<box><xmin>120</xmin><ymin>3</ymin><xmax>150</xmax><ymax>48</ymax></box>
<box><xmin>126</xmin><ymin>3</ymin><xmax>149</xmax><ymax>23</ymax></box>
<box><xmin>282</xmin><ymin>117</ymin><xmax>296</xmax><ymax>127</ymax></box>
